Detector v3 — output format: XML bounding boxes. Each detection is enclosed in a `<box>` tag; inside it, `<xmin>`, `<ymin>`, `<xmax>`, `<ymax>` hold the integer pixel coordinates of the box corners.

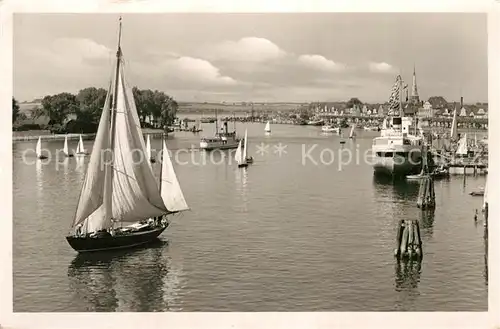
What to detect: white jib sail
<box><xmin>160</xmin><ymin>140</ymin><xmax>189</xmax><ymax>213</ymax></box>
<box><xmin>234</xmin><ymin>140</ymin><xmax>243</xmax><ymax>164</ymax></box>
<box><xmin>36</xmin><ymin>137</ymin><xmax>42</xmax><ymax>158</ymax></box>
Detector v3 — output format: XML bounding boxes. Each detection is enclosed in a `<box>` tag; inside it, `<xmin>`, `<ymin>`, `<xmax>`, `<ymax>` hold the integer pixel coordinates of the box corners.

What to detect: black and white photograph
<box><xmin>2</xmin><ymin>0</ymin><xmax>499</xmax><ymax>327</ymax></box>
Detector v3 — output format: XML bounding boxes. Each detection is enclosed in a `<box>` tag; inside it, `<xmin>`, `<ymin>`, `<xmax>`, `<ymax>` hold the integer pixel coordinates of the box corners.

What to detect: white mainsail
<box><xmin>36</xmin><ymin>137</ymin><xmax>42</xmax><ymax>158</ymax></box>
<box><xmin>243</xmin><ymin>129</ymin><xmax>248</xmax><ymax>159</ymax></box>
<box><xmin>265</xmin><ymin>121</ymin><xmax>271</xmax><ymax>133</ymax></box>
<box><xmin>455</xmin><ymin>133</ymin><xmax>468</xmax><ymax>156</ymax></box>
<box><xmin>146</xmin><ymin>134</ymin><xmax>152</xmax><ymax>160</ymax></box>
<box><xmin>234</xmin><ymin>140</ymin><xmax>244</xmax><ymax>165</ymax></box>
<box><xmin>73</xmin><ymin>58</ymin><xmax>168</xmax><ymax>233</ymax></box>
<box><xmin>63</xmin><ymin>135</ymin><xmax>70</xmax><ymax>156</ymax></box>
<box><xmin>450</xmin><ymin>108</ymin><xmax>458</xmax><ymax>141</ymax></box>
<box><xmin>160</xmin><ymin>140</ymin><xmax>189</xmax><ymax>213</ymax></box>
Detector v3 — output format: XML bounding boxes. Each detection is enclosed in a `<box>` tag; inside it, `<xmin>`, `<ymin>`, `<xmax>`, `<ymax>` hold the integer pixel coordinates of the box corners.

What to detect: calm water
<box><xmin>13</xmin><ymin>123</ymin><xmax>488</xmax><ymax>312</ymax></box>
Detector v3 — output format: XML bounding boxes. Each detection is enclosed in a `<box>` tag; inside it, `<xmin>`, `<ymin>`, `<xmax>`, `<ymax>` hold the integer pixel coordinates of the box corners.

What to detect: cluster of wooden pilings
<box><xmin>417</xmin><ymin>175</ymin><xmax>436</xmax><ymax>209</ymax></box>
<box><xmin>394</xmin><ymin>220</ymin><xmax>423</xmax><ymax>260</ymax></box>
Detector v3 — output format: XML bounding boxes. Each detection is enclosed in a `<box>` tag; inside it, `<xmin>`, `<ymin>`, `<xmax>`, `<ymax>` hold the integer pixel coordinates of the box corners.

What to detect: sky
<box><xmin>13</xmin><ymin>13</ymin><xmax>488</xmax><ymax>103</ymax></box>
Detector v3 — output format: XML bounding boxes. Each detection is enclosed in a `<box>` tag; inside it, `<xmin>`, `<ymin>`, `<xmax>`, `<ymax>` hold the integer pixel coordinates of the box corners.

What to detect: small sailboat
<box><xmin>35</xmin><ymin>136</ymin><xmax>47</xmax><ymax>159</ymax></box>
<box><xmin>264</xmin><ymin>121</ymin><xmax>271</xmax><ymax>134</ymax></box>
<box><xmin>63</xmin><ymin>135</ymin><xmax>74</xmax><ymax>157</ymax></box>
<box><xmin>348</xmin><ymin>125</ymin><xmax>356</xmax><ymax>139</ymax></box>
<box><xmin>66</xmin><ymin>18</ymin><xmax>187</xmax><ymax>253</ymax></box>
<box><xmin>146</xmin><ymin>134</ymin><xmax>156</xmax><ymax>163</ymax></box>
<box><xmin>234</xmin><ymin>139</ymin><xmax>248</xmax><ymax>168</ymax></box>
<box><xmin>75</xmin><ymin>134</ymin><xmax>89</xmax><ymax>156</ymax></box>
<box><xmin>243</xmin><ymin>129</ymin><xmax>253</xmax><ymax>164</ymax></box>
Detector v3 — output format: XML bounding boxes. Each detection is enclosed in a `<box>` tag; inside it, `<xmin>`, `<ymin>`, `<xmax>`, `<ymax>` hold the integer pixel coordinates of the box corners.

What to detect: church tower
<box><xmin>410</xmin><ymin>64</ymin><xmax>420</xmax><ymax>105</ymax></box>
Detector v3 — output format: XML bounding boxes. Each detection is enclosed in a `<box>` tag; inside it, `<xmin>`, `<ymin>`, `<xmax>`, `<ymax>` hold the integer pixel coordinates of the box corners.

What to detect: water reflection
<box><xmin>419</xmin><ymin>210</ymin><xmax>435</xmax><ymax>239</ymax></box>
<box><xmin>372</xmin><ymin>175</ymin><xmax>420</xmax><ymax>201</ymax></box>
<box><xmin>394</xmin><ymin>259</ymin><xmax>422</xmax><ymax>309</ymax></box>
<box><xmin>67</xmin><ymin>240</ymin><xmax>182</xmax><ymax>311</ymax></box>
<box><xmin>235</xmin><ymin>167</ymin><xmax>249</xmax><ymax>212</ymax></box>
<box><xmin>35</xmin><ymin>159</ymin><xmax>43</xmax><ymax>201</ymax></box>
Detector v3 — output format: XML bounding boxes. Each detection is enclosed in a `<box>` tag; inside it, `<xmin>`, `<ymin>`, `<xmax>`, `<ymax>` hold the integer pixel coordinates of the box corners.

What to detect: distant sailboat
<box><xmin>146</xmin><ymin>134</ymin><xmax>156</xmax><ymax>163</ymax></box>
<box><xmin>35</xmin><ymin>137</ymin><xmax>47</xmax><ymax>159</ymax></box>
<box><xmin>63</xmin><ymin>135</ymin><xmax>74</xmax><ymax>157</ymax></box>
<box><xmin>75</xmin><ymin>135</ymin><xmax>89</xmax><ymax>156</ymax></box>
<box><xmin>66</xmin><ymin>17</ymin><xmax>186</xmax><ymax>253</ymax></box>
<box><xmin>349</xmin><ymin>125</ymin><xmax>356</xmax><ymax>139</ymax></box>
<box><xmin>264</xmin><ymin>121</ymin><xmax>271</xmax><ymax>134</ymax></box>
<box><xmin>234</xmin><ymin>139</ymin><xmax>248</xmax><ymax>168</ymax></box>
<box><xmin>243</xmin><ymin>129</ymin><xmax>253</xmax><ymax>164</ymax></box>
<box><xmin>160</xmin><ymin>140</ymin><xmax>189</xmax><ymax>213</ymax></box>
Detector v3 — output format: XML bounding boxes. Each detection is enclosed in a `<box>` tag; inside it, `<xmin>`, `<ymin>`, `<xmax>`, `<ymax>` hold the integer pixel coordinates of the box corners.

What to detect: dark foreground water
<box><xmin>13</xmin><ymin>123</ymin><xmax>488</xmax><ymax>311</ymax></box>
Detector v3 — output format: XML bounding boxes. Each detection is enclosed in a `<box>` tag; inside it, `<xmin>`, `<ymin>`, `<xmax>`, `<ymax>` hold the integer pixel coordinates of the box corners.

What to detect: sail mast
<box><xmin>105</xmin><ymin>16</ymin><xmax>123</xmax><ymax>228</ymax></box>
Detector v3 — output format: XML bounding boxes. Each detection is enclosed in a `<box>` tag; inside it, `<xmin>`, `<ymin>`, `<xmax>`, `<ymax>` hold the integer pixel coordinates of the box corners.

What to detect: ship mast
<box><xmin>107</xmin><ymin>16</ymin><xmax>123</xmax><ymax>229</ymax></box>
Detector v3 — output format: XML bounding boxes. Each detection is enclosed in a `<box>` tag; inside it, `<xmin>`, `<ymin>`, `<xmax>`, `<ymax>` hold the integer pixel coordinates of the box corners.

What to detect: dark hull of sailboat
<box><xmin>66</xmin><ymin>225</ymin><xmax>167</xmax><ymax>253</ymax></box>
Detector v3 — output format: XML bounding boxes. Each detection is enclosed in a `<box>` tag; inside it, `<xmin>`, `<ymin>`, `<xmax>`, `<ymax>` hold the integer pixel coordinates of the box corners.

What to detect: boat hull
<box><xmin>373</xmin><ymin>155</ymin><xmax>422</xmax><ymax>177</ymax></box>
<box><xmin>200</xmin><ymin>141</ymin><xmax>239</xmax><ymax>150</ymax></box>
<box><xmin>66</xmin><ymin>225</ymin><xmax>167</xmax><ymax>253</ymax></box>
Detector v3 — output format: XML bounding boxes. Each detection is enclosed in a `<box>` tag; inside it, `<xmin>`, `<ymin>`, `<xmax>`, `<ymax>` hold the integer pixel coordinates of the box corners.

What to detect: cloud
<box><xmin>164</xmin><ymin>56</ymin><xmax>237</xmax><ymax>86</ymax></box>
<box><xmin>298</xmin><ymin>54</ymin><xmax>346</xmax><ymax>72</ymax></box>
<box><xmin>51</xmin><ymin>38</ymin><xmax>112</xmax><ymax>60</ymax></box>
<box><xmin>368</xmin><ymin>61</ymin><xmax>396</xmax><ymax>73</ymax></box>
<box><xmin>206</xmin><ymin>37</ymin><xmax>287</xmax><ymax>62</ymax></box>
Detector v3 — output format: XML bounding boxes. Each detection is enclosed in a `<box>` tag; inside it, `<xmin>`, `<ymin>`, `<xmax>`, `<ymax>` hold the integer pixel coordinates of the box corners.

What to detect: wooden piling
<box><xmin>417</xmin><ymin>175</ymin><xmax>436</xmax><ymax>209</ymax></box>
<box><xmin>395</xmin><ymin>220</ymin><xmax>423</xmax><ymax>260</ymax></box>
<box><xmin>394</xmin><ymin>219</ymin><xmax>405</xmax><ymax>257</ymax></box>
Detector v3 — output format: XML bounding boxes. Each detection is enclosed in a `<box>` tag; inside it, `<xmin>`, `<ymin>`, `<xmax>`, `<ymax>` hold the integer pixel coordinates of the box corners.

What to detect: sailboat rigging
<box><xmin>66</xmin><ymin>18</ymin><xmax>189</xmax><ymax>253</ymax></box>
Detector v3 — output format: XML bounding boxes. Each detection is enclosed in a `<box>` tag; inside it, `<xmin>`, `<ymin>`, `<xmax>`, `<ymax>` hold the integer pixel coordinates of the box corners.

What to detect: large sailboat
<box><xmin>372</xmin><ymin>74</ymin><xmax>423</xmax><ymax>176</ymax></box>
<box><xmin>66</xmin><ymin>18</ymin><xmax>188</xmax><ymax>253</ymax></box>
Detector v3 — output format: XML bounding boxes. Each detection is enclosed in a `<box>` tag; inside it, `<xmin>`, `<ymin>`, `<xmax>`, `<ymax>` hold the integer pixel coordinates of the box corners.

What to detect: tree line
<box><xmin>12</xmin><ymin>87</ymin><xmax>178</xmax><ymax>133</ymax></box>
